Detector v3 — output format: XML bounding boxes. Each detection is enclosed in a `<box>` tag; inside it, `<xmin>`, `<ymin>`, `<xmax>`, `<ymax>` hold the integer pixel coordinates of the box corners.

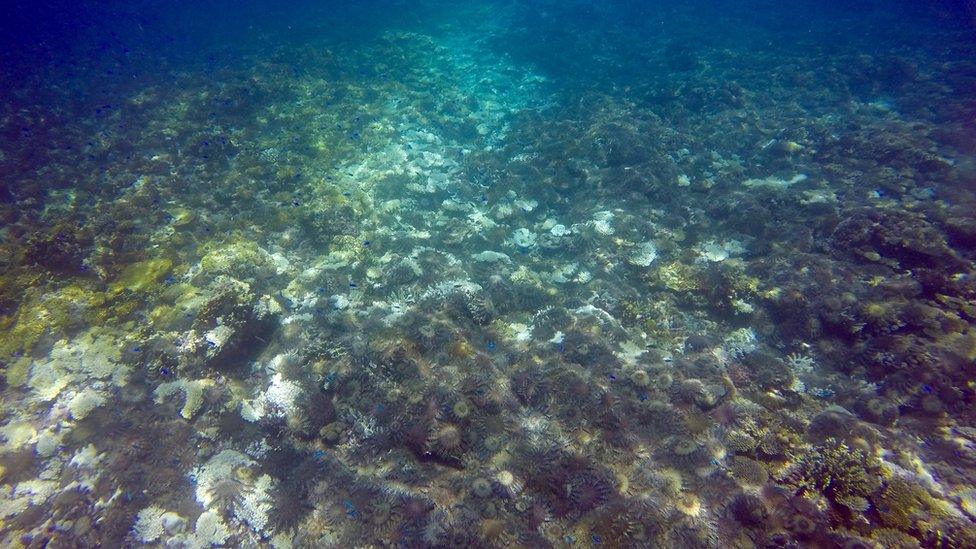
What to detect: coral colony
<box><xmin>2</xmin><ymin>1</ymin><xmax>976</xmax><ymax>547</ymax></box>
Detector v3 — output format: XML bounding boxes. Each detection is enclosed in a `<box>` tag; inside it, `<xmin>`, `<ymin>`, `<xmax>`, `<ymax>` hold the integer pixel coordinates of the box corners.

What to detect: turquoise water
<box><xmin>2</xmin><ymin>1</ymin><xmax>976</xmax><ymax>546</ymax></box>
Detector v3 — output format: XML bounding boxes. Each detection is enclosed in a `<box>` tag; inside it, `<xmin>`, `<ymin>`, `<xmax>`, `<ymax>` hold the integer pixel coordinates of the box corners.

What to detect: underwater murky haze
<box><xmin>2</xmin><ymin>0</ymin><xmax>976</xmax><ymax>546</ymax></box>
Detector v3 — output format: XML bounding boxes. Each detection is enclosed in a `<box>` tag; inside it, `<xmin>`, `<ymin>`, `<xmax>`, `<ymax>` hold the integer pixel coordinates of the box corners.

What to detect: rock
<box><xmin>179</xmin><ymin>277</ymin><xmax>280</xmax><ymax>375</ymax></box>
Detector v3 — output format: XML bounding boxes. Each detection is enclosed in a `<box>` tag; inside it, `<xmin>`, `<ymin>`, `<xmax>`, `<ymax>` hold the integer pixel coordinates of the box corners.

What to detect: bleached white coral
<box><xmin>263</xmin><ymin>373</ymin><xmax>304</xmax><ymax>417</ymax></box>
<box><xmin>467</xmin><ymin>208</ymin><xmax>497</xmax><ymax>229</ymax></box>
<box><xmin>238</xmin><ymin>392</ymin><xmax>264</xmax><ymax>421</ymax></box>
<box><xmin>155</xmin><ymin>378</ymin><xmax>213</xmax><ymax>419</ymax></box>
<box><xmin>68</xmin><ymin>443</ymin><xmax>103</xmax><ymax>470</ymax></box>
<box><xmin>267</xmin><ymin>351</ymin><xmax>300</xmax><ymax>375</ymax></box>
<box><xmin>330</xmin><ymin>294</ymin><xmax>351</xmax><ymax>310</ymax></box>
<box><xmin>133</xmin><ymin>506</ymin><xmax>184</xmax><ymax>543</ymax></box>
<box><xmin>236</xmin><ymin>473</ymin><xmax>274</xmax><ymax>532</ymax></box>
<box><xmin>721</xmin><ymin>328</ymin><xmax>758</xmax><ymax>360</ymax></box>
<box><xmin>505</xmin><ymin>322</ymin><xmax>533</xmax><ymax>344</ymax></box>
<box><xmin>34</xmin><ymin>429</ymin><xmax>61</xmax><ymax>457</ymax></box>
<box><xmin>271</xmin><ymin>531</ymin><xmax>297</xmax><ymax>548</ymax></box>
<box><xmin>0</xmin><ymin>422</ymin><xmax>37</xmax><ymax>451</ymax></box>
<box><xmin>66</xmin><ymin>388</ymin><xmax>106</xmax><ymax>420</ymax></box>
<box><xmin>549</xmin><ymin>223</ymin><xmax>570</xmax><ymax>237</ymax></box>
<box><xmin>204</xmin><ymin>324</ymin><xmax>235</xmax><ymax>349</ymax></box>
<box><xmin>592</xmin><ymin>210</ymin><xmax>615</xmax><ymax>235</ymax></box>
<box><xmin>191</xmin><ymin>510</ymin><xmax>231</xmax><ymax>547</ymax></box>
<box><xmin>573</xmin><ymin>304</ymin><xmax>617</xmax><ymax>327</ymax></box>
<box><xmin>697</xmin><ymin>239</ymin><xmax>746</xmax><ymax>263</ymax></box>
<box><xmin>629</xmin><ymin>241</ymin><xmax>659</xmax><ymax>267</ymax></box>
<box><xmin>380</xmin><ymin>289</ymin><xmax>416</xmax><ymax>326</ymax></box>
<box><xmin>191</xmin><ymin>450</ymin><xmax>254</xmax><ymax>507</ymax></box>
<box><xmin>510</xmin><ymin>228</ymin><xmax>537</xmax><ymax>248</ymax></box>
<box><xmin>0</xmin><ymin>479</ymin><xmax>57</xmax><ymax>520</ymax></box>
<box><xmin>546</xmin><ymin>263</ymin><xmax>578</xmax><ymax>284</ymax></box>
<box><xmin>701</xmin><ymin>242</ymin><xmax>729</xmax><ymax>262</ymax></box>
<box><xmin>742</xmin><ymin>173</ymin><xmax>807</xmax><ymax>189</ymax></box>
<box><xmin>731</xmin><ymin>298</ymin><xmax>755</xmax><ymax>314</ymax></box>
<box><xmin>420</xmin><ymin>279</ymin><xmax>482</xmax><ymax>300</ymax></box>
<box><xmin>28</xmin><ymin>329</ymin><xmax>128</xmax><ymax>401</ymax></box>
<box><xmin>472</xmin><ymin>250</ymin><xmax>511</xmax><ymax>263</ymax></box>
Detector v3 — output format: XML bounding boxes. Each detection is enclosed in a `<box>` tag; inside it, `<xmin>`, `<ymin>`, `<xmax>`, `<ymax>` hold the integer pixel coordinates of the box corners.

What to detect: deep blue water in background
<box><xmin>4</xmin><ymin>0</ymin><xmax>974</xmax><ymax>171</ymax></box>
<box><xmin>4</xmin><ymin>1</ymin><xmax>973</xmax><ymax>88</ymax></box>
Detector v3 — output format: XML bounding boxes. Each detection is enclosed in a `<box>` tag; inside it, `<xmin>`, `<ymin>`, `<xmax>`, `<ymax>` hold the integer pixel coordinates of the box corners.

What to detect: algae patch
<box><xmin>110</xmin><ymin>258</ymin><xmax>173</xmax><ymax>295</ymax></box>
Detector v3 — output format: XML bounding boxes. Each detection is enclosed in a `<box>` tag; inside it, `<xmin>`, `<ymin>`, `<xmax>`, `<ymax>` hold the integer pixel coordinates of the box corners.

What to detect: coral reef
<box><xmin>1</xmin><ymin>1</ymin><xmax>975</xmax><ymax>546</ymax></box>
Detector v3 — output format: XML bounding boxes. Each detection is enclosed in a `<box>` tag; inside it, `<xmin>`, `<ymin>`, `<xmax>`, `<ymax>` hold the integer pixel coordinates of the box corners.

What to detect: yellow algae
<box><xmin>960</xmin><ymin>491</ymin><xmax>976</xmax><ymax>519</ymax></box>
<box><xmin>675</xmin><ymin>493</ymin><xmax>702</xmax><ymax>517</ymax></box>
<box><xmin>732</xmin><ymin>273</ymin><xmax>762</xmax><ymax>294</ymax></box>
<box><xmin>159</xmin><ymin>282</ymin><xmax>198</xmax><ymax>304</ymax></box>
<box><xmin>110</xmin><ymin>258</ymin><xmax>173</xmax><ymax>295</ymax></box>
<box><xmin>169</xmin><ymin>207</ymin><xmax>196</xmax><ymax>227</ymax></box>
<box><xmin>0</xmin><ymin>284</ymin><xmax>109</xmax><ymax>358</ymax></box>
<box><xmin>654</xmin><ymin>261</ymin><xmax>702</xmax><ymax>292</ymax></box>
<box><xmin>199</xmin><ymin>239</ymin><xmax>280</xmax><ymax>281</ymax></box>
<box><xmin>148</xmin><ymin>304</ymin><xmax>180</xmax><ymax>327</ymax></box>
<box><xmin>0</xmin><ymin>422</ymin><xmax>37</xmax><ymax>451</ymax></box>
<box><xmin>153</xmin><ymin>283</ymin><xmax>207</xmax><ymax>327</ymax></box>
<box><xmin>946</xmin><ymin>330</ymin><xmax>976</xmax><ymax>361</ymax></box>
<box><xmin>5</xmin><ymin>356</ymin><xmax>31</xmax><ymax>387</ymax></box>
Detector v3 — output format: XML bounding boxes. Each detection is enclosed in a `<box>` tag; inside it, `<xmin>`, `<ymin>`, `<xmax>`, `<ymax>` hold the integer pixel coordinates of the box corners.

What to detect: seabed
<box><xmin>2</xmin><ymin>1</ymin><xmax>976</xmax><ymax>547</ymax></box>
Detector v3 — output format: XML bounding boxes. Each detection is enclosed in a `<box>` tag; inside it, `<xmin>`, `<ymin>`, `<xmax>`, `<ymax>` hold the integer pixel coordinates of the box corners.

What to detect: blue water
<box><xmin>2</xmin><ymin>1</ymin><xmax>976</xmax><ymax>547</ymax></box>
